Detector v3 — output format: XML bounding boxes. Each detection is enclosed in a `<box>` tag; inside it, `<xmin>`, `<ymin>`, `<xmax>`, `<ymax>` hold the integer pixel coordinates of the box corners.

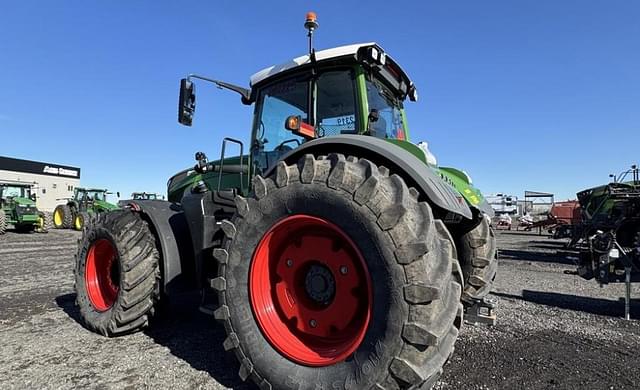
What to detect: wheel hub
<box><xmin>249</xmin><ymin>214</ymin><xmax>372</xmax><ymax>367</ymax></box>
<box><xmin>304</xmin><ymin>263</ymin><xmax>335</xmax><ymax>305</ymax></box>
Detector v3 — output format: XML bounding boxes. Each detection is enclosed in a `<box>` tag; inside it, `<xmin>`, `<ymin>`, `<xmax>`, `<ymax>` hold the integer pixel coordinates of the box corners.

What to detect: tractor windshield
<box><xmin>1</xmin><ymin>185</ymin><xmax>31</xmax><ymax>199</ymax></box>
<box><xmin>133</xmin><ymin>193</ymin><xmax>157</xmax><ymax>200</ymax></box>
<box><xmin>365</xmin><ymin>77</ymin><xmax>406</xmax><ymax>140</ymax></box>
<box><xmin>78</xmin><ymin>191</ymin><xmax>106</xmax><ymax>202</ymax></box>
<box><xmin>252</xmin><ymin>69</ymin><xmax>357</xmax><ymax>171</ymax></box>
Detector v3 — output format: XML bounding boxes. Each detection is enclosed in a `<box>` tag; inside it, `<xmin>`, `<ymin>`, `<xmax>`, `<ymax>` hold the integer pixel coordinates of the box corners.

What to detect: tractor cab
<box><xmin>247</xmin><ymin>42</ymin><xmax>417</xmax><ymax>174</ymax></box>
<box><xmin>75</xmin><ymin>188</ymin><xmax>107</xmax><ymax>203</ymax></box>
<box><xmin>0</xmin><ymin>182</ymin><xmax>36</xmax><ymax>203</ymax></box>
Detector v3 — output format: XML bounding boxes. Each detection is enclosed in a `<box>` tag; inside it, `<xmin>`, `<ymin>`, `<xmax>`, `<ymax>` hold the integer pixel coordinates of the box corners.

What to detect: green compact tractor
<box><xmin>53</xmin><ymin>187</ymin><xmax>119</xmax><ymax>231</ymax></box>
<box><xmin>73</xmin><ymin>14</ymin><xmax>497</xmax><ymax>389</ymax></box>
<box><xmin>569</xmin><ymin>165</ymin><xmax>640</xmax><ymax>319</ymax></box>
<box><xmin>0</xmin><ymin>181</ymin><xmax>50</xmax><ymax>234</ymax></box>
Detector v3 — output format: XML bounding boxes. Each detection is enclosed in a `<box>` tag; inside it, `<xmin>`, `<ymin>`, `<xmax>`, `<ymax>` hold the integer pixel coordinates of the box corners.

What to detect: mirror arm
<box><xmin>187</xmin><ymin>74</ymin><xmax>251</xmax><ymax>102</ymax></box>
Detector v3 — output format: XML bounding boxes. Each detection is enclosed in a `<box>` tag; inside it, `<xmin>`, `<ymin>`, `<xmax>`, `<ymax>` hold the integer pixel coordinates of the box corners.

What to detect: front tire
<box><xmin>74</xmin><ymin>211</ymin><xmax>91</xmax><ymax>231</ymax></box>
<box><xmin>74</xmin><ymin>210</ymin><xmax>160</xmax><ymax>336</ymax></box>
<box><xmin>458</xmin><ymin>215</ymin><xmax>497</xmax><ymax>304</ymax></box>
<box><xmin>38</xmin><ymin>211</ymin><xmax>54</xmax><ymax>232</ymax></box>
<box><xmin>215</xmin><ymin>154</ymin><xmax>462</xmax><ymax>389</ymax></box>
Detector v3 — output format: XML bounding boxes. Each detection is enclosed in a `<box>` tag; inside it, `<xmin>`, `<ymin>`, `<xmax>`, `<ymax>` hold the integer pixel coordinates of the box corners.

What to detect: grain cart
<box><xmin>0</xmin><ymin>181</ymin><xmax>51</xmax><ymax>234</ymax></box>
<box><xmin>53</xmin><ymin>187</ymin><xmax>119</xmax><ymax>231</ymax></box>
<box><xmin>569</xmin><ymin>165</ymin><xmax>640</xmax><ymax>319</ymax></box>
<box><xmin>73</xmin><ymin>13</ymin><xmax>497</xmax><ymax>389</ymax></box>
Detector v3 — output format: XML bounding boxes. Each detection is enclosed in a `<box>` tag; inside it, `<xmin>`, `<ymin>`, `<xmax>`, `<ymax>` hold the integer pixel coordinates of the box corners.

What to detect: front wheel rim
<box><xmin>249</xmin><ymin>214</ymin><xmax>372</xmax><ymax>367</ymax></box>
<box><xmin>85</xmin><ymin>238</ymin><xmax>119</xmax><ymax>311</ymax></box>
<box><xmin>54</xmin><ymin>209</ymin><xmax>62</xmax><ymax>226</ymax></box>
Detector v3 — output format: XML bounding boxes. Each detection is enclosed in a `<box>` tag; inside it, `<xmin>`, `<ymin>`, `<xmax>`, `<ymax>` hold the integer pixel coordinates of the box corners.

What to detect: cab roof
<box><xmin>249</xmin><ymin>42</ymin><xmax>415</xmax><ymax>94</ymax></box>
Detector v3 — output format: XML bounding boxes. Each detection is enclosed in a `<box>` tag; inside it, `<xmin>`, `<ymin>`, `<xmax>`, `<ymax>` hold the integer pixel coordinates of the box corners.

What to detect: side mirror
<box><xmin>178</xmin><ymin>78</ymin><xmax>196</xmax><ymax>126</ymax></box>
<box><xmin>30</xmin><ymin>194</ymin><xmax>37</xmax><ymax>201</ymax></box>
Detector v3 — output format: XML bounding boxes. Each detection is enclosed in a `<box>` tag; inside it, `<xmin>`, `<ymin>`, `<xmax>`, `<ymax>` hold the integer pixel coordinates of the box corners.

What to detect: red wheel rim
<box><xmin>85</xmin><ymin>238</ymin><xmax>119</xmax><ymax>311</ymax></box>
<box><xmin>249</xmin><ymin>214</ymin><xmax>372</xmax><ymax>366</ymax></box>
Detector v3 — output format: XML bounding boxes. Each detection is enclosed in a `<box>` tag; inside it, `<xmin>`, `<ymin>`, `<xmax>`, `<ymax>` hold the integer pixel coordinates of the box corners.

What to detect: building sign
<box><xmin>0</xmin><ymin>156</ymin><xmax>81</xmax><ymax>179</ymax></box>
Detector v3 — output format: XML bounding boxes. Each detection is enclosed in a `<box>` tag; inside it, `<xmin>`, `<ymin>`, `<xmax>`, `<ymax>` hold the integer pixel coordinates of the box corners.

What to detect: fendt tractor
<box><xmin>73</xmin><ymin>14</ymin><xmax>497</xmax><ymax>389</ymax></box>
<box><xmin>0</xmin><ymin>181</ymin><xmax>50</xmax><ymax>234</ymax></box>
<box><xmin>569</xmin><ymin>165</ymin><xmax>640</xmax><ymax>319</ymax></box>
<box><xmin>53</xmin><ymin>187</ymin><xmax>119</xmax><ymax>231</ymax></box>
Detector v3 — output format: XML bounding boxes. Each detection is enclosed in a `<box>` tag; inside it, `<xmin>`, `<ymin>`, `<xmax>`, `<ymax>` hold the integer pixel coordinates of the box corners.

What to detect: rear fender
<box><xmin>267</xmin><ymin>135</ymin><xmax>472</xmax><ymax>220</ymax></box>
<box><xmin>123</xmin><ymin>200</ymin><xmax>195</xmax><ymax>295</ymax></box>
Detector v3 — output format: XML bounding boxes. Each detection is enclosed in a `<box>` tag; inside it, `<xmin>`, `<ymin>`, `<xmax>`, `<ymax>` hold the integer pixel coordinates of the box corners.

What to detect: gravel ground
<box><xmin>1</xmin><ymin>229</ymin><xmax>639</xmax><ymax>389</ymax></box>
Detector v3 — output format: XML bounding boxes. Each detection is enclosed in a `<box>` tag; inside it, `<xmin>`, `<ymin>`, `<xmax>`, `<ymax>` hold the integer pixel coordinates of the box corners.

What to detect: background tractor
<box><xmin>53</xmin><ymin>187</ymin><xmax>119</xmax><ymax>231</ymax></box>
<box><xmin>567</xmin><ymin>165</ymin><xmax>640</xmax><ymax>319</ymax></box>
<box><xmin>0</xmin><ymin>181</ymin><xmax>51</xmax><ymax>234</ymax></box>
<box><xmin>73</xmin><ymin>13</ymin><xmax>497</xmax><ymax>390</ymax></box>
<box><xmin>118</xmin><ymin>193</ymin><xmax>164</xmax><ymax>207</ymax></box>
<box><xmin>131</xmin><ymin>192</ymin><xmax>162</xmax><ymax>200</ymax></box>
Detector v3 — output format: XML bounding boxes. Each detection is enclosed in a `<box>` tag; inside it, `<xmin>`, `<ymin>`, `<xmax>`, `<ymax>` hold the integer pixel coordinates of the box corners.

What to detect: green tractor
<box><xmin>570</xmin><ymin>165</ymin><xmax>640</xmax><ymax>318</ymax></box>
<box><xmin>53</xmin><ymin>187</ymin><xmax>119</xmax><ymax>231</ymax></box>
<box><xmin>0</xmin><ymin>181</ymin><xmax>51</xmax><ymax>234</ymax></box>
<box><xmin>73</xmin><ymin>13</ymin><xmax>496</xmax><ymax>389</ymax></box>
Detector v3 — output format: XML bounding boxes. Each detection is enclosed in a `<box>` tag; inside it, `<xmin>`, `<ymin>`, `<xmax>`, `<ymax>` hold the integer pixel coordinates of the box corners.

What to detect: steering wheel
<box><xmin>274</xmin><ymin>139</ymin><xmax>301</xmax><ymax>152</ymax></box>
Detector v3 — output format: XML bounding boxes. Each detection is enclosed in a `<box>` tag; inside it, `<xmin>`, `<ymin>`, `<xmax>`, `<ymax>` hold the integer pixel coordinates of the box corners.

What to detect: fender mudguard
<box><xmin>267</xmin><ymin>135</ymin><xmax>473</xmax><ymax>220</ymax></box>
<box><xmin>123</xmin><ymin>199</ymin><xmax>194</xmax><ymax>294</ymax></box>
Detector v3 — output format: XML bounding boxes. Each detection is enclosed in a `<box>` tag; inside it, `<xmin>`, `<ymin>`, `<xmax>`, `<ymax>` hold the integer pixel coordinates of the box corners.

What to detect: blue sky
<box><xmin>1</xmin><ymin>1</ymin><xmax>638</xmax><ymax>201</ymax></box>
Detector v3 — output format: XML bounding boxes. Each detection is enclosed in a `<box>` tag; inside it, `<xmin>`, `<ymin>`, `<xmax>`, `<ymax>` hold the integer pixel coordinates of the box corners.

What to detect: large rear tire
<box><xmin>215</xmin><ymin>154</ymin><xmax>463</xmax><ymax>390</ymax></box>
<box><xmin>53</xmin><ymin>204</ymin><xmax>73</xmax><ymax>229</ymax></box>
<box><xmin>74</xmin><ymin>210</ymin><xmax>160</xmax><ymax>336</ymax></box>
<box><xmin>458</xmin><ymin>216</ymin><xmax>497</xmax><ymax>303</ymax></box>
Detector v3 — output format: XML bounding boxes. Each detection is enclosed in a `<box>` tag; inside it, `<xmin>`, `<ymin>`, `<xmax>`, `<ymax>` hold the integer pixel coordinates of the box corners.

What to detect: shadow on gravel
<box><xmin>55</xmin><ymin>292</ymin><xmax>254</xmax><ymax>389</ymax></box>
<box><xmin>498</xmin><ymin>249</ymin><xmax>575</xmax><ymax>265</ymax></box>
<box><xmin>494</xmin><ymin>290</ymin><xmax>640</xmax><ymax>319</ymax></box>
<box><xmin>55</xmin><ymin>293</ymin><xmax>82</xmax><ymax>323</ymax></box>
<box><xmin>144</xmin><ymin>293</ymin><xmax>254</xmax><ymax>389</ymax></box>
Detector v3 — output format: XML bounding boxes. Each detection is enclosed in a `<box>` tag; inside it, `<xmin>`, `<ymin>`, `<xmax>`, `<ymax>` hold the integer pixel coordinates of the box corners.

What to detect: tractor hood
<box><xmin>94</xmin><ymin>199</ymin><xmax>119</xmax><ymax>211</ymax></box>
<box><xmin>12</xmin><ymin>197</ymin><xmax>36</xmax><ymax>206</ymax></box>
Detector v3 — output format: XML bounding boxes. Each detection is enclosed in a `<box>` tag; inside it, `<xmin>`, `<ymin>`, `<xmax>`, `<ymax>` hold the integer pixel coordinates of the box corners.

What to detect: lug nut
<box><xmin>339</xmin><ymin>266</ymin><xmax>348</xmax><ymax>275</ymax></box>
<box><xmin>309</xmin><ymin>319</ymin><xmax>317</xmax><ymax>328</ymax></box>
<box><xmin>286</xmin><ymin>259</ymin><xmax>293</xmax><ymax>267</ymax></box>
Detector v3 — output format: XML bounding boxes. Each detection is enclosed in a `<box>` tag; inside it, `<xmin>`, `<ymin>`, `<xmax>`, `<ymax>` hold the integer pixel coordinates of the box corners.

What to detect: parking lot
<box><xmin>1</xmin><ymin>229</ymin><xmax>639</xmax><ymax>389</ymax></box>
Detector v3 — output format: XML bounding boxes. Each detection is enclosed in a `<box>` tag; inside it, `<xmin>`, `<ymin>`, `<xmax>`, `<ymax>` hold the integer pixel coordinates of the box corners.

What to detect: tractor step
<box><xmin>464</xmin><ymin>297</ymin><xmax>497</xmax><ymax>326</ymax></box>
<box><xmin>198</xmin><ymin>303</ymin><xmax>217</xmax><ymax>316</ymax></box>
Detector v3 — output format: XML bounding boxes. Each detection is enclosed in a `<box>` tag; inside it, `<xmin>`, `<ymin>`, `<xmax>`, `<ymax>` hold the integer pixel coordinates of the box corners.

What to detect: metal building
<box><xmin>0</xmin><ymin>156</ymin><xmax>81</xmax><ymax>211</ymax></box>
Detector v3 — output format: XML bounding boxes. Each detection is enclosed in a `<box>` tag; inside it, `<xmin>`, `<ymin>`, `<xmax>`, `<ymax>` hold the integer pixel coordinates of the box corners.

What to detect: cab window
<box><xmin>365</xmin><ymin>78</ymin><xmax>406</xmax><ymax>140</ymax></box>
<box><xmin>316</xmin><ymin>70</ymin><xmax>357</xmax><ymax>136</ymax></box>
